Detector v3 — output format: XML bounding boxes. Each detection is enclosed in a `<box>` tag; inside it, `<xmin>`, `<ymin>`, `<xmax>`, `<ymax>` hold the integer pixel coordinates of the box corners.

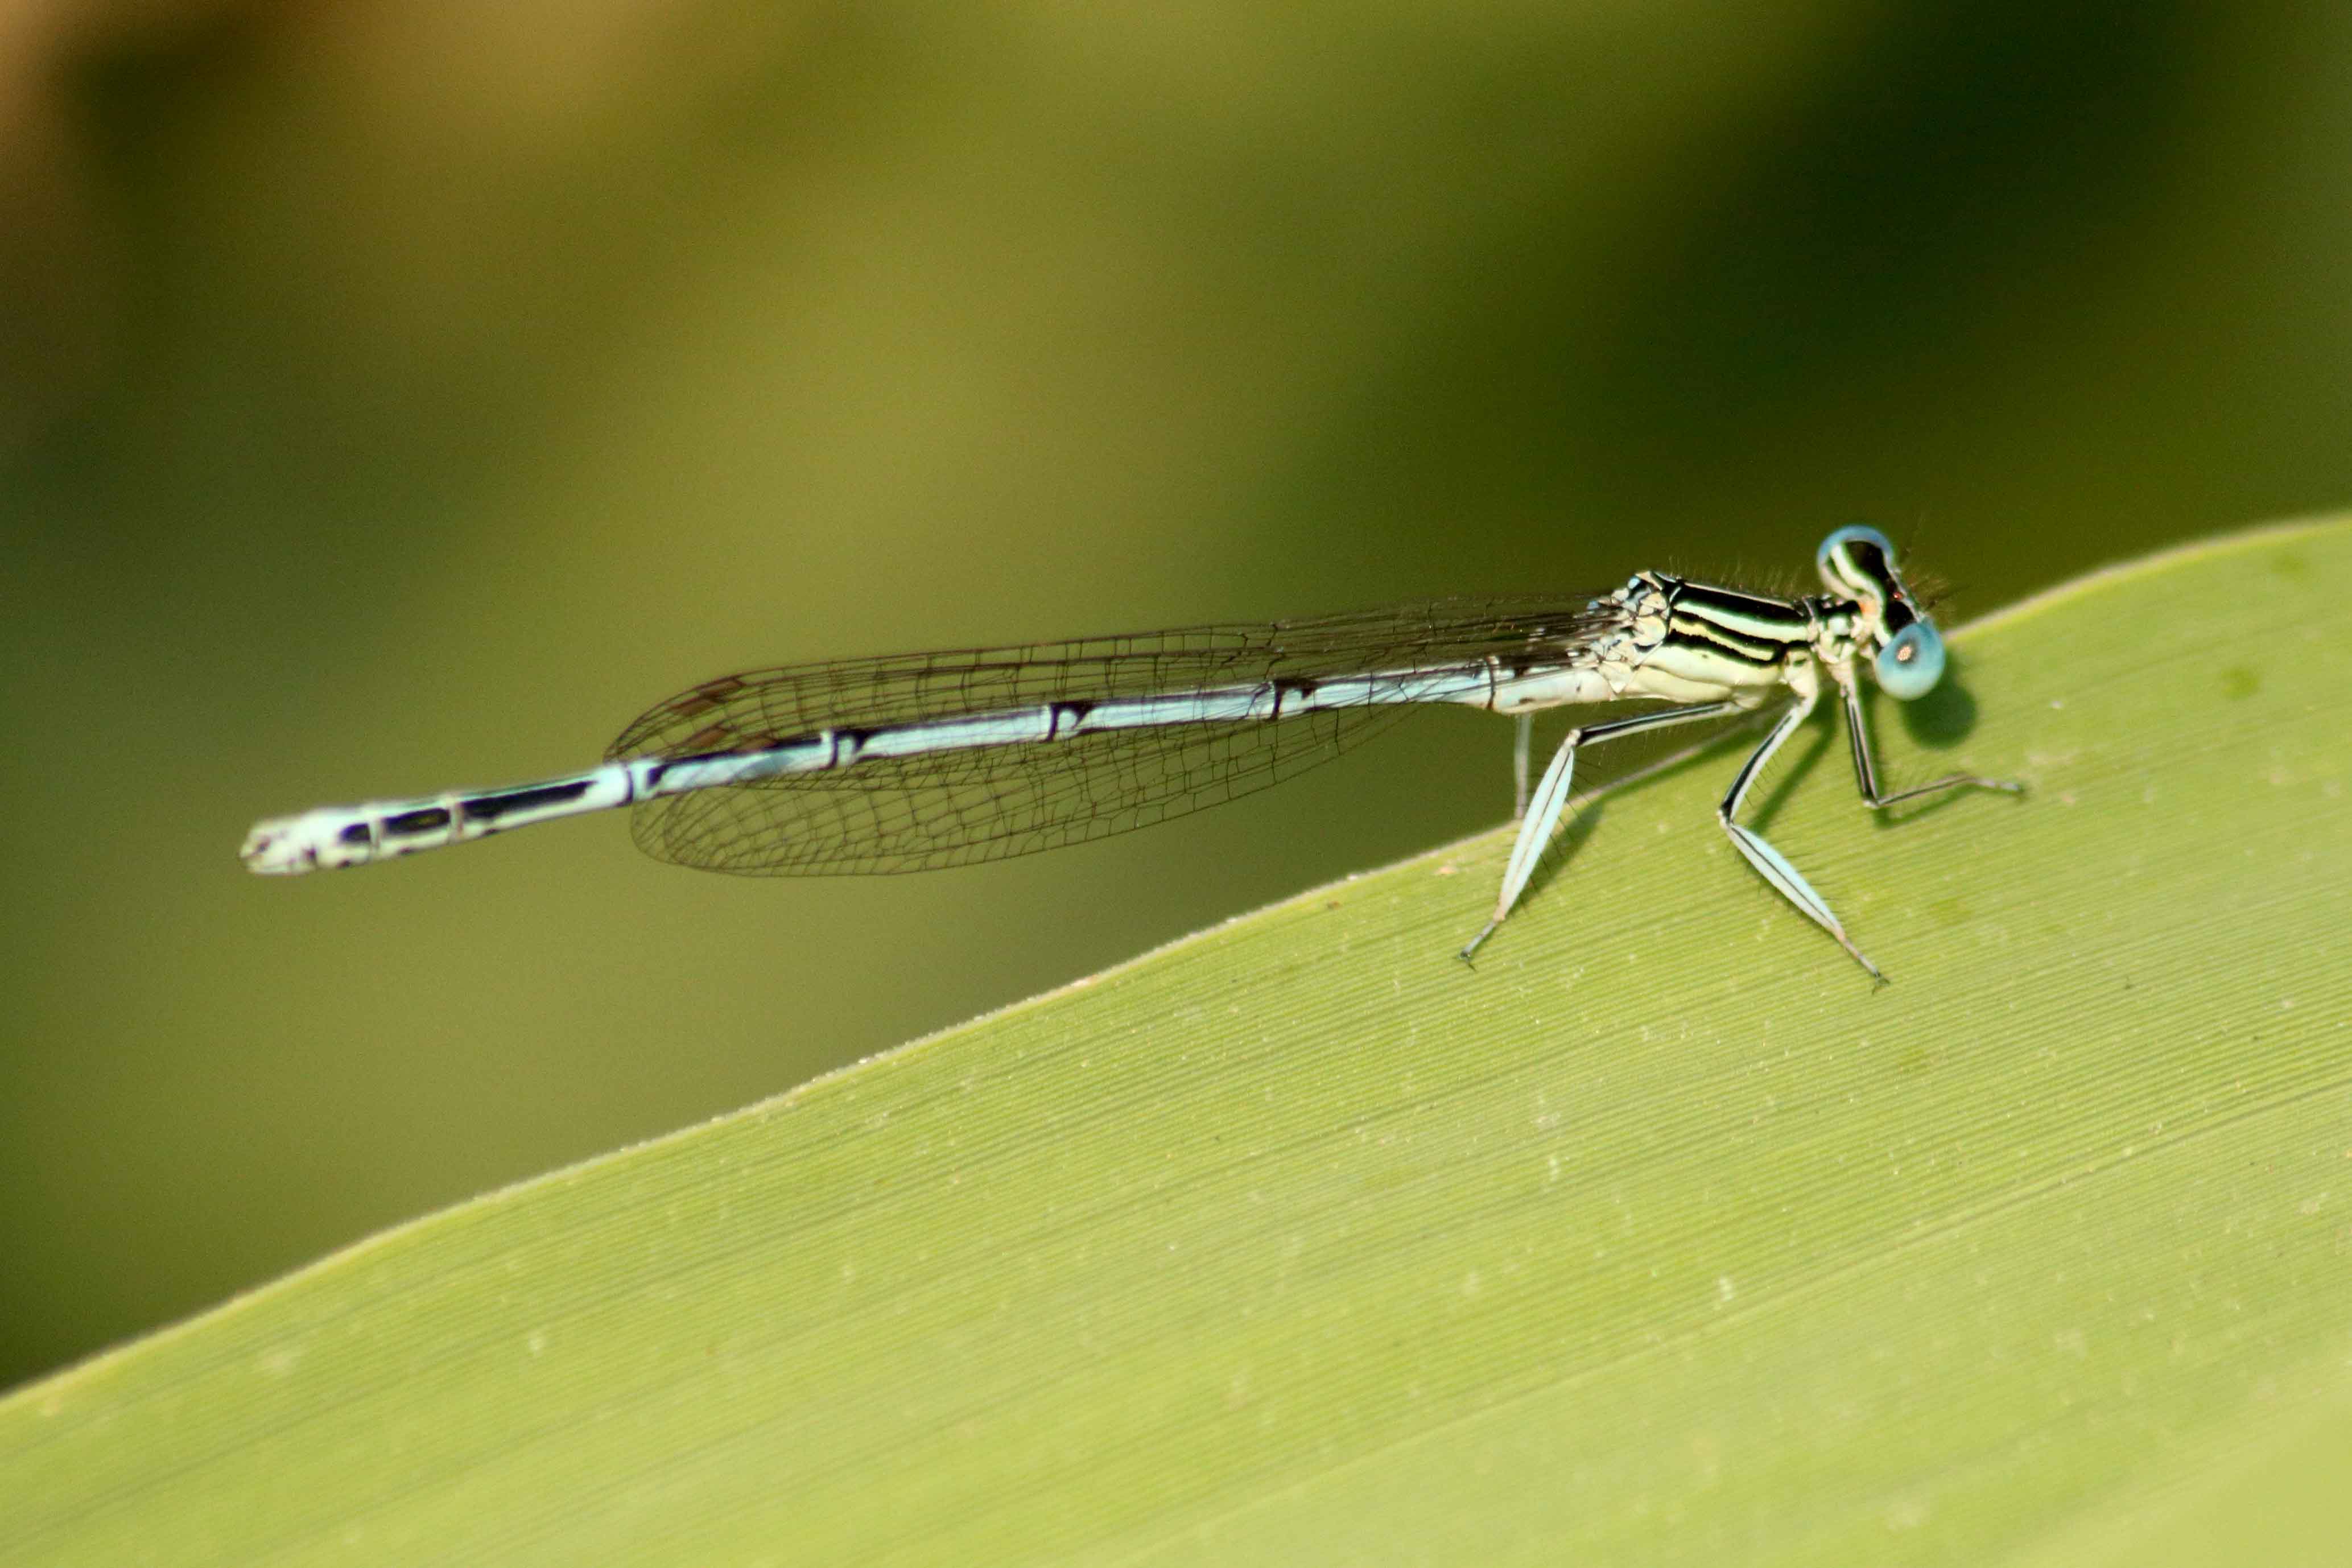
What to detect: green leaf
<box><xmin>6</xmin><ymin>519</ymin><xmax>2350</xmax><ymax>1567</ymax></box>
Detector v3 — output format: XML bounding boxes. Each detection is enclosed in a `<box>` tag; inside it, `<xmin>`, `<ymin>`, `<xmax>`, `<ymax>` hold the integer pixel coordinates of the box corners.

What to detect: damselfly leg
<box><xmin>1710</xmin><ymin>685</ymin><xmax>1892</xmax><ymax>981</ymax></box>
<box><xmin>1836</xmin><ymin>671</ymin><xmax>2025</xmax><ymax>809</ymax></box>
<box><xmin>1459</xmin><ymin>700</ymin><xmax>1742</xmax><ymax>963</ymax></box>
<box><xmin>1511</xmin><ymin>712</ymin><xmax>1533</xmax><ymax>820</ymax></box>
<box><xmin>1466</xmin><ymin>667</ymin><xmax>2024</xmax><ymax>976</ymax></box>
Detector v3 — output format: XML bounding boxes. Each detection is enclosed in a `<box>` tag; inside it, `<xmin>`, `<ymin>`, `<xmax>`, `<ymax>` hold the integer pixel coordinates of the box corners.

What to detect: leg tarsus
<box><xmin>1841</xmin><ymin>676</ymin><xmax>2024</xmax><ymax>809</ymax></box>
<box><xmin>1869</xmin><ymin>771</ymin><xmax>2025</xmax><ymax>808</ymax></box>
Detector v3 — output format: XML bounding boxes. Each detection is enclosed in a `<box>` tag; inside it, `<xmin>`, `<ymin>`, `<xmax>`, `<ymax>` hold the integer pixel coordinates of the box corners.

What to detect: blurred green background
<box><xmin>3</xmin><ymin>1</ymin><xmax>2348</xmax><ymax>1392</ymax></box>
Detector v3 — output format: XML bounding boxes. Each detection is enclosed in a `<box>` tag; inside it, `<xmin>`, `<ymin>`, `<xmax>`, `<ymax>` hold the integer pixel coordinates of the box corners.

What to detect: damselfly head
<box><xmin>1815</xmin><ymin>525</ymin><xmax>1946</xmax><ymax>700</ymax></box>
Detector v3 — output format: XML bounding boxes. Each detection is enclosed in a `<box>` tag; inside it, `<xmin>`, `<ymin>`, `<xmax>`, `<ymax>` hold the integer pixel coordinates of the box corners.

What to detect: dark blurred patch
<box><xmin>1899</xmin><ymin>659</ymin><xmax>1981</xmax><ymax>748</ymax></box>
<box><xmin>1257</xmin><ymin>2</ymin><xmax>2216</xmax><ymax>600</ymax></box>
<box><xmin>18</xmin><ymin>5</ymin><xmax>911</xmax><ymax>600</ymax></box>
<box><xmin>3</xmin><ymin>7</ymin><xmax>268</xmax><ymax>447</ymax></box>
<box><xmin>2268</xmin><ymin>548</ymin><xmax>2312</xmax><ymax>581</ymax></box>
<box><xmin>1580</xmin><ymin>1</ymin><xmax>2206</xmax><ymax>468</ymax></box>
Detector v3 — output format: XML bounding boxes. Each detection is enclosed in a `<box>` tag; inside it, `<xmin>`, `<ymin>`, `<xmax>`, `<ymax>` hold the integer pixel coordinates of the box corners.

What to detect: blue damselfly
<box><xmin>242</xmin><ymin>527</ymin><xmax>2020</xmax><ymax>977</ymax></box>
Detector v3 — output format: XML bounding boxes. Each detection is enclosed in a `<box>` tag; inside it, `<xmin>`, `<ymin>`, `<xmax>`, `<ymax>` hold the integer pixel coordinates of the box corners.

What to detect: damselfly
<box><xmin>241</xmin><ymin>527</ymin><xmax>2019</xmax><ymax>977</ymax></box>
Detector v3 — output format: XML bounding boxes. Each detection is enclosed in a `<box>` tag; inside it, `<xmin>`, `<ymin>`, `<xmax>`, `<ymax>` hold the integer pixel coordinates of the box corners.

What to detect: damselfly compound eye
<box><xmin>1875</xmin><ymin>621</ymin><xmax>1945</xmax><ymax>699</ymax></box>
<box><xmin>1817</xmin><ymin>525</ymin><xmax>1897</xmax><ymax>595</ymax></box>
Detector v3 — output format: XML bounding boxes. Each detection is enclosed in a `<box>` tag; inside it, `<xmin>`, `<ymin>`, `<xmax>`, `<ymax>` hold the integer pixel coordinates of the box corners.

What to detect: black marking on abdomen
<box><xmin>465</xmin><ymin>779</ymin><xmax>593</xmax><ymax>824</ymax></box>
<box><xmin>1275</xmin><ymin>677</ymin><xmax>1321</xmax><ymax>719</ymax></box>
<box><xmin>339</xmin><ymin>822</ymin><xmax>376</xmax><ymax>847</ymax></box>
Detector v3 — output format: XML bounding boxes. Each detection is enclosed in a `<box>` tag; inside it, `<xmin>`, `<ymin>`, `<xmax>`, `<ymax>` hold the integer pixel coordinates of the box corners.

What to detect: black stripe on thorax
<box><xmin>1670</xmin><ymin>582</ymin><xmax>1817</xmax><ymax>635</ymax></box>
<box><xmin>1665</xmin><ymin>583</ymin><xmax>1815</xmax><ymax>665</ymax></box>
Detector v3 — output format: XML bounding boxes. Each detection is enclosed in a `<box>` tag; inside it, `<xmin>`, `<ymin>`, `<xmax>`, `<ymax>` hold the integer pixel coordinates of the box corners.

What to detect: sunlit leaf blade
<box><xmin>5</xmin><ymin>519</ymin><xmax>2349</xmax><ymax>1566</ymax></box>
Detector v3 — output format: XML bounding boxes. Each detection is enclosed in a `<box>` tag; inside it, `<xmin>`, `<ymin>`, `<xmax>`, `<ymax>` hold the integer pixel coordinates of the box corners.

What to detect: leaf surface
<box><xmin>6</xmin><ymin>519</ymin><xmax>2350</xmax><ymax>1567</ymax></box>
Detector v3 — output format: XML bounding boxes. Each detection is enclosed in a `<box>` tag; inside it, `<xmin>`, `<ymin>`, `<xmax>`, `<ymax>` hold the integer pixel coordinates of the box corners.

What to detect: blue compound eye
<box><xmin>1817</xmin><ymin>525</ymin><xmax>1896</xmax><ymax>587</ymax></box>
<box><xmin>1875</xmin><ymin>620</ymin><xmax>1945</xmax><ymax>699</ymax></box>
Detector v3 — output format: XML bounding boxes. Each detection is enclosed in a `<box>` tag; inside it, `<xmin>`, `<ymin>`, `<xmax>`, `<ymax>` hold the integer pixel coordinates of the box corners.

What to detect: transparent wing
<box><xmin>606</xmin><ymin>596</ymin><xmax>1618</xmax><ymax>876</ymax></box>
